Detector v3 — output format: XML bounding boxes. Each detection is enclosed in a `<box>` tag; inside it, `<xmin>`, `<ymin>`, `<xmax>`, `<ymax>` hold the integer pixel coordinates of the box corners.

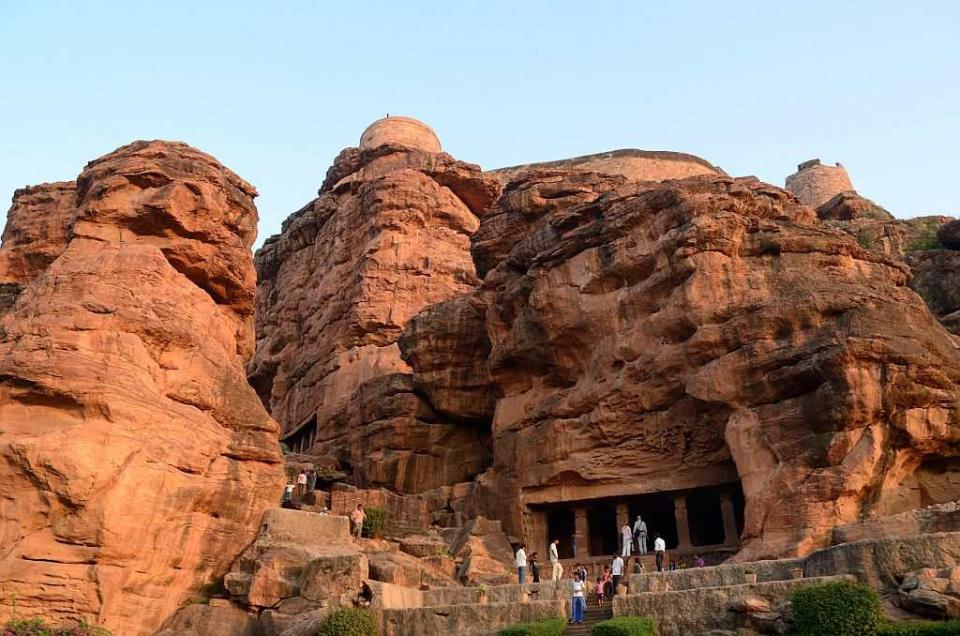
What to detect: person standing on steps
<box><xmin>296</xmin><ymin>470</ymin><xmax>307</xmax><ymax>497</ymax></box>
<box><xmin>350</xmin><ymin>503</ymin><xmax>365</xmax><ymax>541</ymax></box>
<box><xmin>569</xmin><ymin>572</ymin><xmax>585</xmax><ymax>624</ymax></box>
<box><xmin>611</xmin><ymin>553</ymin><xmax>624</xmax><ymax>594</ymax></box>
<box><xmin>549</xmin><ymin>538</ymin><xmax>563</xmax><ymax>582</ymax></box>
<box><xmin>654</xmin><ymin>533</ymin><xmax>667</xmax><ymax>572</ymax></box>
<box><xmin>529</xmin><ymin>551</ymin><xmax>540</xmax><ymax>583</ymax></box>
<box><xmin>633</xmin><ymin>514</ymin><xmax>648</xmax><ymax>555</ymax></box>
<box><xmin>515</xmin><ymin>543</ymin><xmax>527</xmax><ymax>584</ymax></box>
<box><xmin>633</xmin><ymin>557</ymin><xmax>645</xmax><ymax>575</ymax></box>
<box><xmin>621</xmin><ymin>521</ymin><xmax>633</xmax><ymax>557</ymax></box>
<box><xmin>282</xmin><ymin>480</ymin><xmax>295</xmax><ymax>507</ymax></box>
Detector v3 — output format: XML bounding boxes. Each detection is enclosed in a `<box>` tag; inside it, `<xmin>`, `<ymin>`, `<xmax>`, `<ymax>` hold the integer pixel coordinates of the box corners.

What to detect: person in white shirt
<box><xmin>549</xmin><ymin>538</ymin><xmax>563</xmax><ymax>582</ymax></box>
<box><xmin>569</xmin><ymin>572</ymin><xmax>585</xmax><ymax>624</ymax></box>
<box><xmin>296</xmin><ymin>471</ymin><xmax>307</xmax><ymax>497</ymax></box>
<box><xmin>611</xmin><ymin>554</ymin><xmax>624</xmax><ymax>594</ymax></box>
<box><xmin>654</xmin><ymin>533</ymin><xmax>667</xmax><ymax>572</ymax></box>
<box><xmin>633</xmin><ymin>515</ymin><xmax>648</xmax><ymax>555</ymax></box>
<box><xmin>620</xmin><ymin>522</ymin><xmax>633</xmax><ymax>557</ymax></box>
<box><xmin>515</xmin><ymin>543</ymin><xmax>527</xmax><ymax>584</ymax></box>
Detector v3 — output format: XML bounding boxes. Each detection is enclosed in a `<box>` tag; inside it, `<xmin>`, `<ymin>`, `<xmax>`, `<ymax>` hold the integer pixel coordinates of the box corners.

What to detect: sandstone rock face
<box><xmin>0</xmin><ymin>140</ymin><xmax>283</xmax><ymax>635</ymax></box>
<box><xmin>249</xmin><ymin>142</ymin><xmax>498</xmax><ymax>492</ymax></box>
<box><xmin>400</xmin><ymin>172</ymin><xmax>960</xmax><ymax>559</ymax></box>
<box><xmin>224</xmin><ymin>510</ymin><xmax>365</xmax><ymax>610</ymax></box>
<box><xmin>907</xmin><ymin>250</ymin><xmax>960</xmax><ymax>334</ymax></box>
<box><xmin>816</xmin><ymin>191</ymin><xmax>893</xmax><ymax>222</ymax></box>
<box><xmin>897</xmin><ymin>565</ymin><xmax>960</xmax><ymax>619</ymax></box>
<box><xmin>259</xmin><ymin>126</ymin><xmax>960</xmax><ymax>563</ymax></box>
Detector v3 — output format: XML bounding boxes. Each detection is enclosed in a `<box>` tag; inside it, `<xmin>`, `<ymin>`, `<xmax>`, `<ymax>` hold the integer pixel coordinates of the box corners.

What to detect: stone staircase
<box><xmin>563</xmin><ymin>595</ymin><xmax>612</xmax><ymax>635</ymax></box>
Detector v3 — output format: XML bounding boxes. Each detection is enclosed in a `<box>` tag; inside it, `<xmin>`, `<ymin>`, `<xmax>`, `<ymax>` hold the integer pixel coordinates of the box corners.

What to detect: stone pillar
<box><xmin>574</xmin><ymin>507</ymin><xmax>590</xmax><ymax>558</ymax></box>
<box><xmin>525</xmin><ymin>509</ymin><xmax>548</xmax><ymax>555</ymax></box>
<box><xmin>674</xmin><ymin>495</ymin><xmax>692</xmax><ymax>551</ymax></box>
<box><xmin>720</xmin><ymin>492</ymin><xmax>739</xmax><ymax>546</ymax></box>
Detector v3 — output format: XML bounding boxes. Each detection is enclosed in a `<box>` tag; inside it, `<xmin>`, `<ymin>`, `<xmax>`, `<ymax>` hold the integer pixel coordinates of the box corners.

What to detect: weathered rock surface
<box><xmin>816</xmin><ymin>191</ymin><xmax>893</xmax><ymax>221</ymax></box>
<box><xmin>155</xmin><ymin>601</ymin><xmax>258</xmax><ymax>636</ymax></box>
<box><xmin>907</xmin><ymin>250</ymin><xmax>960</xmax><ymax>335</ymax></box>
<box><xmin>897</xmin><ymin>565</ymin><xmax>960</xmax><ymax>619</ymax></box>
<box><xmin>250</xmin><ymin>140</ymin><xmax>498</xmax><ymax>492</ymax></box>
<box><xmin>224</xmin><ymin>510</ymin><xmax>365</xmax><ymax>610</ymax></box>
<box><xmin>401</xmin><ymin>172</ymin><xmax>960</xmax><ymax>559</ymax></box>
<box><xmin>0</xmin><ymin>140</ymin><xmax>283</xmax><ymax>635</ymax></box>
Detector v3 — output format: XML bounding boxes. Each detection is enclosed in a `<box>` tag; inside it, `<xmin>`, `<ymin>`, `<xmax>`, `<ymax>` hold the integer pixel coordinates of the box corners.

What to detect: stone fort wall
<box><xmin>360</xmin><ymin>116</ymin><xmax>441</xmax><ymax>153</ymax></box>
<box><xmin>489</xmin><ymin>148</ymin><xmax>724</xmax><ymax>184</ymax></box>
<box><xmin>785</xmin><ymin>158</ymin><xmax>854</xmax><ymax>208</ymax></box>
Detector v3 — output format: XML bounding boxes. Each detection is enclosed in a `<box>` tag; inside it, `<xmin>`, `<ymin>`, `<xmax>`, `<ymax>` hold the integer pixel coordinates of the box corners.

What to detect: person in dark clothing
<box><xmin>529</xmin><ymin>552</ymin><xmax>541</xmax><ymax>582</ymax></box>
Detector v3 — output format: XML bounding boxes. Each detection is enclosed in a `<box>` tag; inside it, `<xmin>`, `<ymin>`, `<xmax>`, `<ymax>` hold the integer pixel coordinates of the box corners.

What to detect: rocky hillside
<box><xmin>254</xmin><ymin>121</ymin><xmax>960</xmax><ymax>563</ymax></box>
<box><xmin>0</xmin><ymin>141</ymin><xmax>284</xmax><ymax>635</ymax></box>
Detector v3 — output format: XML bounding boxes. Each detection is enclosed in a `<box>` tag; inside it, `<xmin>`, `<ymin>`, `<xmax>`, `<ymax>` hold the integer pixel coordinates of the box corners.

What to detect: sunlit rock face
<box><xmin>404</xmin><ymin>171</ymin><xmax>960</xmax><ymax>559</ymax></box>
<box><xmin>0</xmin><ymin>140</ymin><xmax>283</xmax><ymax>635</ymax></box>
<box><xmin>249</xmin><ymin>134</ymin><xmax>499</xmax><ymax>492</ymax></box>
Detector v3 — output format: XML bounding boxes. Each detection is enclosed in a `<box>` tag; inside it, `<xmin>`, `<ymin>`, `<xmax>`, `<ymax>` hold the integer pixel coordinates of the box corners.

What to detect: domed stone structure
<box><xmin>785</xmin><ymin>158</ymin><xmax>855</xmax><ymax>208</ymax></box>
<box><xmin>359</xmin><ymin>116</ymin><xmax>441</xmax><ymax>153</ymax></box>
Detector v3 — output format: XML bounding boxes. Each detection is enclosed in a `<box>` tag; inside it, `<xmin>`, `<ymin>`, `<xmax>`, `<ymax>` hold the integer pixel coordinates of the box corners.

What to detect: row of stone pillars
<box><xmin>569</xmin><ymin>492</ymin><xmax>740</xmax><ymax>558</ymax></box>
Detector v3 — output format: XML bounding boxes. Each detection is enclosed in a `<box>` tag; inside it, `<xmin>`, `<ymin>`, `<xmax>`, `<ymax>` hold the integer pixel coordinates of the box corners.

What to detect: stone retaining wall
<box><xmin>614</xmin><ymin>575</ymin><xmax>853</xmax><ymax>636</ymax></box>
<box><xmin>380</xmin><ymin>599</ymin><xmax>565</xmax><ymax>636</ymax></box>
<box><xmin>625</xmin><ymin>556</ymin><xmax>806</xmax><ymax>593</ymax></box>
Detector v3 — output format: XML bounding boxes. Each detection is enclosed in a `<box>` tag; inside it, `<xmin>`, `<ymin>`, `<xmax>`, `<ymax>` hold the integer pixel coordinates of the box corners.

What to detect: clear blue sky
<box><xmin>2</xmin><ymin>1</ymin><xmax>958</xmax><ymax>246</ymax></box>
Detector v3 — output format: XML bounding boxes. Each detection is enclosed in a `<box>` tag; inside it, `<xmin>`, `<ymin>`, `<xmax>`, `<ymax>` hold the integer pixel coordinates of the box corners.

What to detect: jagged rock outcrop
<box><xmin>249</xmin><ymin>137</ymin><xmax>499</xmax><ymax>492</ymax></box>
<box><xmin>400</xmin><ymin>172</ymin><xmax>960</xmax><ymax>559</ymax></box>
<box><xmin>0</xmin><ymin>140</ymin><xmax>283</xmax><ymax>635</ymax></box>
<box><xmin>0</xmin><ymin>181</ymin><xmax>75</xmax><ymax>316</ymax></box>
<box><xmin>816</xmin><ymin>191</ymin><xmax>893</xmax><ymax>222</ymax></box>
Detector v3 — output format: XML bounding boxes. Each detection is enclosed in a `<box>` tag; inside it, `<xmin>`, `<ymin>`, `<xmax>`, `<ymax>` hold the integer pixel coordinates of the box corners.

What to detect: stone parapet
<box><xmin>614</xmin><ymin>575</ymin><xmax>854</xmax><ymax>636</ymax></box>
<box><xmin>380</xmin><ymin>598</ymin><xmax>565</xmax><ymax>636</ymax></box>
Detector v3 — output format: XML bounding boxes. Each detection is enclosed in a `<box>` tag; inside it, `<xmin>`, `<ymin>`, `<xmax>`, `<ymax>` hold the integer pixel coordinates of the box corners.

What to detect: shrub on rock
<box><xmin>791</xmin><ymin>581</ymin><xmax>883</xmax><ymax>636</ymax></box>
<box><xmin>362</xmin><ymin>507</ymin><xmax>387</xmax><ymax>539</ymax></box>
<box><xmin>315</xmin><ymin>608</ymin><xmax>378</xmax><ymax>636</ymax></box>
<box><xmin>591</xmin><ymin>616</ymin><xmax>657</xmax><ymax>636</ymax></box>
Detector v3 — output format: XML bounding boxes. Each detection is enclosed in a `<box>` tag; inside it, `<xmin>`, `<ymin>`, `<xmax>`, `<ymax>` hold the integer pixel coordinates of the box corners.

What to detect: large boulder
<box><xmin>224</xmin><ymin>510</ymin><xmax>367</xmax><ymax>610</ymax></box>
<box><xmin>0</xmin><ymin>141</ymin><xmax>284</xmax><ymax>635</ymax></box>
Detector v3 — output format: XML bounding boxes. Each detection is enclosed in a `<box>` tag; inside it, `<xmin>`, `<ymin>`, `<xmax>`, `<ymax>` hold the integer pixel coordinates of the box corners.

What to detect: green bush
<box><xmin>3</xmin><ymin>619</ymin><xmax>111</xmax><ymax>636</ymax></box>
<box><xmin>879</xmin><ymin>619</ymin><xmax>960</xmax><ymax>636</ymax></box>
<box><xmin>496</xmin><ymin>617</ymin><xmax>566</xmax><ymax>636</ymax></box>
<box><xmin>361</xmin><ymin>507</ymin><xmax>387</xmax><ymax>539</ymax></box>
<box><xmin>591</xmin><ymin>616</ymin><xmax>657</xmax><ymax>636</ymax></box>
<box><xmin>790</xmin><ymin>580</ymin><xmax>883</xmax><ymax>636</ymax></box>
<box><xmin>315</xmin><ymin>608</ymin><xmax>378</xmax><ymax>636</ymax></box>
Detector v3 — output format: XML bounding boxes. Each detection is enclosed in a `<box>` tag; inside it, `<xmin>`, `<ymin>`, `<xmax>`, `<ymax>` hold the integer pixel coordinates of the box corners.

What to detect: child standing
<box><xmin>595</xmin><ymin>576</ymin><xmax>605</xmax><ymax>606</ymax></box>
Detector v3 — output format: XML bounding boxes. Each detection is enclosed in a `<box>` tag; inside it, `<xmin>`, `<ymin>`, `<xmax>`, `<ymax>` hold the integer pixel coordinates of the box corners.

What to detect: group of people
<box><xmin>515</xmin><ymin>526</ymin><xmax>708</xmax><ymax>625</ymax></box>
<box><xmin>282</xmin><ymin>469</ymin><xmax>319</xmax><ymax>506</ymax></box>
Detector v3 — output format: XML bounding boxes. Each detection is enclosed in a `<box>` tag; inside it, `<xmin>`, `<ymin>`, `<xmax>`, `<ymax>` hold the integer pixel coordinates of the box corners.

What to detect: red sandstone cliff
<box><xmin>248</xmin><ymin>143</ymin><xmax>499</xmax><ymax>492</ymax></box>
<box><xmin>252</xmin><ymin>121</ymin><xmax>960</xmax><ymax>563</ymax></box>
<box><xmin>0</xmin><ymin>141</ymin><xmax>283</xmax><ymax>635</ymax></box>
<box><xmin>406</xmin><ymin>172</ymin><xmax>960</xmax><ymax>559</ymax></box>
